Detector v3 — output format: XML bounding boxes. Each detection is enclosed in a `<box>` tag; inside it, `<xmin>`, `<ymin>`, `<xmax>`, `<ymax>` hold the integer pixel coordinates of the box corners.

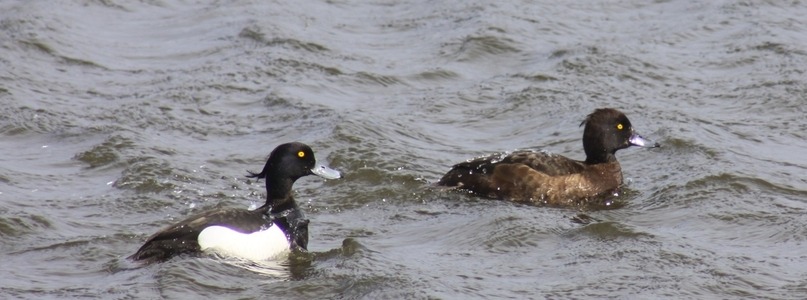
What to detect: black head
<box><xmin>248</xmin><ymin>142</ymin><xmax>320</xmax><ymax>181</ymax></box>
<box><xmin>246</xmin><ymin>142</ymin><xmax>341</xmax><ymax>209</ymax></box>
<box><xmin>248</xmin><ymin>142</ymin><xmax>342</xmax><ymax>181</ymax></box>
<box><xmin>580</xmin><ymin>108</ymin><xmax>659</xmax><ymax>164</ymax></box>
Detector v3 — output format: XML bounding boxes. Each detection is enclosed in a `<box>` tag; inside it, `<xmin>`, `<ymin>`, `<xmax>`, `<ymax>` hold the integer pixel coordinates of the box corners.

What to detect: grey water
<box><xmin>2</xmin><ymin>0</ymin><xmax>806</xmax><ymax>299</ymax></box>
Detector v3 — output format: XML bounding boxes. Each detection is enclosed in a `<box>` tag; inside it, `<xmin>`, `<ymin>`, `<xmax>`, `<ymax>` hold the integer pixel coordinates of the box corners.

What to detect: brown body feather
<box><xmin>437</xmin><ymin>150</ymin><xmax>622</xmax><ymax>206</ymax></box>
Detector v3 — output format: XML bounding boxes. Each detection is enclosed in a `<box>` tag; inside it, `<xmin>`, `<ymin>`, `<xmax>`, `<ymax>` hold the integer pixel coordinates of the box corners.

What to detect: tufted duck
<box><xmin>437</xmin><ymin>108</ymin><xmax>659</xmax><ymax>206</ymax></box>
<box><xmin>128</xmin><ymin>142</ymin><xmax>341</xmax><ymax>263</ymax></box>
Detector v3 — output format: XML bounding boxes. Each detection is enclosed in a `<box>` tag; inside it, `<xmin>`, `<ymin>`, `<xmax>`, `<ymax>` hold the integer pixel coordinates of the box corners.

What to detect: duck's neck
<box><xmin>263</xmin><ymin>176</ymin><xmax>298</xmax><ymax>213</ymax></box>
<box><xmin>584</xmin><ymin>152</ymin><xmax>618</xmax><ymax>165</ymax></box>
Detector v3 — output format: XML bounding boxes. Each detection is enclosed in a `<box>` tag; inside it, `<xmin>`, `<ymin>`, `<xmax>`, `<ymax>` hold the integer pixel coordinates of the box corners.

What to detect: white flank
<box><xmin>197</xmin><ymin>225</ymin><xmax>290</xmax><ymax>261</ymax></box>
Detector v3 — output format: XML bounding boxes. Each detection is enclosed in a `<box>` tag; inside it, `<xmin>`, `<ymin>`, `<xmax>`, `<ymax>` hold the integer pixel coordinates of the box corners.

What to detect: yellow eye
<box><xmin>616</xmin><ymin>123</ymin><xmax>624</xmax><ymax>130</ymax></box>
<box><xmin>297</xmin><ymin>151</ymin><xmax>305</xmax><ymax>158</ymax></box>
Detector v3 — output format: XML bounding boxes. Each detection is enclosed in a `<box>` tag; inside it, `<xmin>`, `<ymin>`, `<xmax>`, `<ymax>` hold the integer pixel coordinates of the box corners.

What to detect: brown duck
<box><xmin>437</xmin><ymin>108</ymin><xmax>660</xmax><ymax>206</ymax></box>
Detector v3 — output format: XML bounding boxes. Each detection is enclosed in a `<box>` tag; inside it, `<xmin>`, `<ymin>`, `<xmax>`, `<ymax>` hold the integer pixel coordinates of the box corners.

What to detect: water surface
<box><xmin>2</xmin><ymin>0</ymin><xmax>806</xmax><ymax>298</ymax></box>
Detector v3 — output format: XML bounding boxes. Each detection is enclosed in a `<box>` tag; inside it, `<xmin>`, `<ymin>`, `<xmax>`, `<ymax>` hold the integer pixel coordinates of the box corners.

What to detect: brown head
<box><xmin>580</xmin><ymin>108</ymin><xmax>659</xmax><ymax>164</ymax></box>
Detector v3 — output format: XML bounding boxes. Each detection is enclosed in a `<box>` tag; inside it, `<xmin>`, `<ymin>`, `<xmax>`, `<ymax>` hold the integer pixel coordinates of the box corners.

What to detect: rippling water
<box><xmin>2</xmin><ymin>0</ymin><xmax>806</xmax><ymax>298</ymax></box>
